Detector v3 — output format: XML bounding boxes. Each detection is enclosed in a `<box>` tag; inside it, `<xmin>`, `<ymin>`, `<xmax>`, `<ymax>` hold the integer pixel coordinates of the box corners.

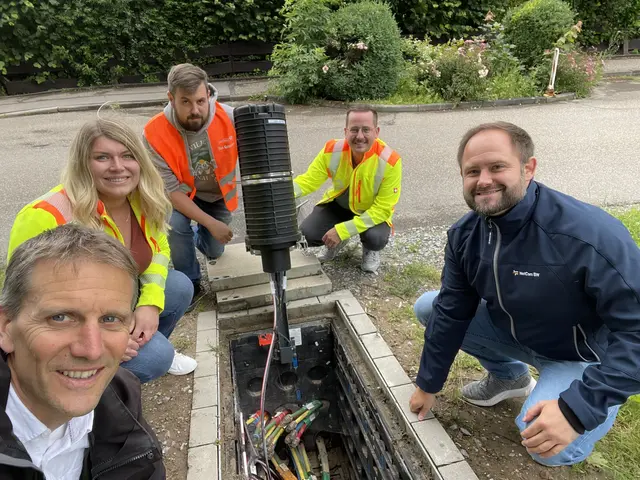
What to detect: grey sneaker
<box><xmin>317</xmin><ymin>242</ymin><xmax>346</xmax><ymax>263</ymax></box>
<box><xmin>361</xmin><ymin>248</ymin><xmax>381</xmax><ymax>273</ymax></box>
<box><xmin>461</xmin><ymin>372</ymin><xmax>536</xmax><ymax>407</ymax></box>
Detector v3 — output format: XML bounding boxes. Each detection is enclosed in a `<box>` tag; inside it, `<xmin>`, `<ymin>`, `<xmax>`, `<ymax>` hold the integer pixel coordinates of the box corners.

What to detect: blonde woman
<box><xmin>8</xmin><ymin>118</ymin><xmax>197</xmax><ymax>383</ymax></box>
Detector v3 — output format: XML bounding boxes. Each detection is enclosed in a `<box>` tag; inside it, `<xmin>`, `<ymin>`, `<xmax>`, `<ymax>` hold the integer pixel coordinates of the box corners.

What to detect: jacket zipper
<box><xmin>92</xmin><ymin>449</ymin><xmax>155</xmax><ymax>479</ymax></box>
<box><xmin>490</xmin><ymin>220</ymin><xmax>517</xmax><ymax>340</ymax></box>
<box><xmin>350</xmin><ymin>160</ymin><xmax>363</xmax><ymax>212</ymax></box>
<box><xmin>572</xmin><ymin>326</ymin><xmax>590</xmax><ymax>362</ymax></box>
<box><xmin>577</xmin><ymin>324</ymin><xmax>601</xmax><ymax>362</ymax></box>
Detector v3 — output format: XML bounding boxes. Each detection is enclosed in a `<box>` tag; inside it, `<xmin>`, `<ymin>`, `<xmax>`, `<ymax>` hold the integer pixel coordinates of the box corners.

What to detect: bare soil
<box><xmin>321</xmin><ymin>249</ymin><xmax>611</xmax><ymax>480</ymax></box>
<box><xmin>140</xmin><ymin>309</ymin><xmax>200</xmax><ymax>480</ymax></box>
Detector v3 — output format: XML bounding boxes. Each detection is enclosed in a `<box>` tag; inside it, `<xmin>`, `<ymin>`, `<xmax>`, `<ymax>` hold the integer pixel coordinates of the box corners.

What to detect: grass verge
<box><xmin>576</xmin><ymin>207</ymin><xmax>640</xmax><ymax>479</ymax></box>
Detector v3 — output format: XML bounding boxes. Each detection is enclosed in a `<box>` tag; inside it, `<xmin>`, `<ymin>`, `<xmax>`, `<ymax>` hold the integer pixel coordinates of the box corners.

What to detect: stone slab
<box><xmin>336</xmin><ymin>296</ymin><xmax>366</xmax><ymax>317</ymax></box>
<box><xmin>194</xmin><ymin>351</ymin><xmax>218</xmax><ymax>379</ymax></box>
<box><xmin>196</xmin><ymin>328</ymin><xmax>218</xmax><ymax>353</ymax></box>
<box><xmin>192</xmin><ymin>375</ymin><xmax>218</xmax><ymax>410</ymax></box>
<box><xmin>216</xmin><ymin>295</ymin><xmax>334</xmax><ymax>330</ymax></box>
<box><xmin>373</xmin><ymin>356</ymin><xmax>411</xmax><ymax>388</ymax></box>
<box><xmin>390</xmin><ymin>383</ymin><xmax>434</xmax><ymax>423</ymax></box>
<box><xmin>216</xmin><ymin>272</ymin><xmax>332</xmax><ymax>313</ymax></box>
<box><xmin>196</xmin><ymin>310</ymin><xmax>217</xmax><ymax>332</ymax></box>
<box><xmin>207</xmin><ymin>243</ymin><xmax>322</xmax><ymax>291</ymax></box>
<box><xmin>360</xmin><ymin>332</ymin><xmax>393</xmax><ymax>359</ymax></box>
<box><xmin>189</xmin><ymin>406</ymin><xmax>219</xmax><ymax>448</ymax></box>
<box><xmin>347</xmin><ymin>313</ymin><xmax>377</xmax><ymax>336</ymax></box>
<box><xmin>439</xmin><ymin>461</ymin><xmax>479</xmax><ymax>480</ymax></box>
<box><xmin>413</xmin><ymin>419</ymin><xmax>465</xmax><ymax>467</ymax></box>
<box><xmin>187</xmin><ymin>444</ymin><xmax>218</xmax><ymax>480</ymax></box>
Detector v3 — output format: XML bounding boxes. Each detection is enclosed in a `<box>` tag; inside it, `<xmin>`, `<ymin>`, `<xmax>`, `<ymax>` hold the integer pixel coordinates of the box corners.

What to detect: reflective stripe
<box><xmin>379</xmin><ymin>145</ymin><xmax>393</xmax><ymax>162</ymax></box>
<box><xmin>219</xmin><ymin>169</ymin><xmax>235</xmax><ymax>187</ymax></box>
<box><xmin>360</xmin><ymin>212</ymin><xmax>376</xmax><ymax>228</ymax></box>
<box><xmin>373</xmin><ymin>158</ymin><xmax>386</xmax><ymax>194</ymax></box>
<box><xmin>224</xmin><ymin>186</ymin><xmax>237</xmax><ymax>202</ymax></box>
<box><xmin>152</xmin><ymin>253</ymin><xmax>169</xmax><ymax>269</ymax></box>
<box><xmin>43</xmin><ymin>191</ymin><xmax>73</xmax><ymax>223</ymax></box>
<box><xmin>294</xmin><ymin>182</ymin><xmax>303</xmax><ymax>197</ymax></box>
<box><xmin>328</xmin><ymin>140</ymin><xmax>345</xmax><ymax>177</ymax></box>
<box><xmin>345</xmin><ymin>221</ymin><xmax>359</xmax><ymax>237</ymax></box>
<box><xmin>140</xmin><ymin>273</ymin><xmax>166</xmax><ymax>289</ymax></box>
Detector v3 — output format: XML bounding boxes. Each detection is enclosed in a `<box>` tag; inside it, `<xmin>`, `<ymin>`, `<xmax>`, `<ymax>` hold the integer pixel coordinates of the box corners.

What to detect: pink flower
<box><xmin>322</xmin><ymin>65</ymin><xmax>329</xmax><ymax>74</ymax></box>
<box><xmin>356</xmin><ymin>42</ymin><xmax>368</xmax><ymax>50</ymax></box>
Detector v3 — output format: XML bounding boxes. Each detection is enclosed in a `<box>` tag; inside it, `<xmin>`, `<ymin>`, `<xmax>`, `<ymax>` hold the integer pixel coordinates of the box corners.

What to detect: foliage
<box><xmin>423</xmin><ymin>41</ymin><xmax>491</xmax><ymax>103</ymax></box>
<box><xmin>384</xmin><ymin>0</ymin><xmax>514</xmax><ymax>40</ymax></box>
<box><xmin>486</xmin><ymin>67</ymin><xmax>538</xmax><ymax>98</ymax></box>
<box><xmin>270</xmin><ymin>1</ymin><xmax>403</xmax><ymax>103</ymax></box>
<box><xmin>503</xmin><ymin>0</ymin><xmax>575</xmax><ymax>68</ymax></box>
<box><xmin>570</xmin><ymin>0</ymin><xmax>640</xmax><ymax>47</ymax></box>
<box><xmin>0</xmin><ymin>0</ymin><xmax>284</xmax><ymax>85</ymax></box>
<box><xmin>322</xmin><ymin>2</ymin><xmax>403</xmax><ymax>101</ymax></box>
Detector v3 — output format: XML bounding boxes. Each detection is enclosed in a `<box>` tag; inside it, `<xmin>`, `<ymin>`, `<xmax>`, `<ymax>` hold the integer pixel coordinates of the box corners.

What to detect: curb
<box><xmin>0</xmin><ymin>91</ymin><xmax>577</xmax><ymax>119</ymax></box>
<box><xmin>604</xmin><ymin>70</ymin><xmax>640</xmax><ymax>77</ymax></box>
<box><xmin>301</xmin><ymin>92</ymin><xmax>577</xmax><ymax>112</ymax></box>
<box><xmin>0</xmin><ymin>94</ymin><xmax>258</xmax><ymax>119</ymax></box>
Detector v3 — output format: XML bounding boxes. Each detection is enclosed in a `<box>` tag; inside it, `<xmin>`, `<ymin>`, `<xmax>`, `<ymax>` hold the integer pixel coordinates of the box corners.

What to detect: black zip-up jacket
<box><xmin>0</xmin><ymin>359</ymin><xmax>165</xmax><ymax>479</ymax></box>
<box><xmin>417</xmin><ymin>181</ymin><xmax>640</xmax><ymax>431</ymax></box>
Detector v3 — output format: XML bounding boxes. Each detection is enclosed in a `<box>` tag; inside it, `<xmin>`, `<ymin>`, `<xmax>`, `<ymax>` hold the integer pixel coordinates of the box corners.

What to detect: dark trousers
<box><xmin>300</xmin><ymin>202</ymin><xmax>390</xmax><ymax>251</ymax></box>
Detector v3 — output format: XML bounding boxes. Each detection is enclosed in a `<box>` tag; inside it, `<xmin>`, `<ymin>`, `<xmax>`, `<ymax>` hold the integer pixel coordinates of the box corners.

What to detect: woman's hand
<box><xmin>131</xmin><ymin>305</ymin><xmax>160</xmax><ymax>348</ymax></box>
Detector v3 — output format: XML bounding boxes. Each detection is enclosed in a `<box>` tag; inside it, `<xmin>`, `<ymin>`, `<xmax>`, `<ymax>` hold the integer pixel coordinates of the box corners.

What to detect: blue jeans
<box><xmin>414</xmin><ymin>290</ymin><xmax>620</xmax><ymax>467</ymax></box>
<box><xmin>121</xmin><ymin>269</ymin><xmax>194</xmax><ymax>383</ymax></box>
<box><xmin>168</xmin><ymin>198</ymin><xmax>232</xmax><ymax>283</ymax></box>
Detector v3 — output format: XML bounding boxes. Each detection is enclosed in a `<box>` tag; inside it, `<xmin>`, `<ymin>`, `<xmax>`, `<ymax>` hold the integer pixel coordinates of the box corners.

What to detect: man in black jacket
<box><xmin>409</xmin><ymin>122</ymin><xmax>640</xmax><ymax>466</ymax></box>
<box><xmin>0</xmin><ymin>224</ymin><xmax>164</xmax><ymax>479</ymax></box>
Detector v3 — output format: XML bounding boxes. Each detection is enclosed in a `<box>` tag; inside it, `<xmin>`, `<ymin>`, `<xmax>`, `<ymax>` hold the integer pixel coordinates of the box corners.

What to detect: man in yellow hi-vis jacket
<box><xmin>294</xmin><ymin>107</ymin><xmax>402</xmax><ymax>273</ymax></box>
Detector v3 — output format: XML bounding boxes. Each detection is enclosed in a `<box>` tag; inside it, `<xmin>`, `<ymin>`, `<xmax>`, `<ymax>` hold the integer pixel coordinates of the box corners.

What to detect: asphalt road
<box><xmin>1</xmin><ymin>79</ymin><xmax>639</xmax><ymax>259</ymax></box>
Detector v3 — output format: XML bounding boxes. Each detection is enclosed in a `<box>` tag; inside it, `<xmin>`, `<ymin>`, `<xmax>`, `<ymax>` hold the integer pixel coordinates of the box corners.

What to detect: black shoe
<box><xmin>186</xmin><ymin>281</ymin><xmax>204</xmax><ymax>313</ymax></box>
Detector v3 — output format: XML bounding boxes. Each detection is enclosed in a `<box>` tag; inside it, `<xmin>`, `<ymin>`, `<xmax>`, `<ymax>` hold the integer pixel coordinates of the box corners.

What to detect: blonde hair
<box><xmin>61</xmin><ymin>118</ymin><xmax>171</xmax><ymax>232</ymax></box>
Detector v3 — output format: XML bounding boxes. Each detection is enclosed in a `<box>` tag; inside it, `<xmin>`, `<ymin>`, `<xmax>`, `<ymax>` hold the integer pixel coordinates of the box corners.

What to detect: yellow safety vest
<box><xmin>7</xmin><ymin>185</ymin><xmax>171</xmax><ymax>312</ymax></box>
<box><xmin>293</xmin><ymin>138</ymin><xmax>402</xmax><ymax>240</ymax></box>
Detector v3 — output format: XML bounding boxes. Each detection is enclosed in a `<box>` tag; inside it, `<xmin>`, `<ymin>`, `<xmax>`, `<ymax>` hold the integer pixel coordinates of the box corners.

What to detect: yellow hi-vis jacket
<box><xmin>7</xmin><ymin>185</ymin><xmax>171</xmax><ymax>312</ymax></box>
<box><xmin>293</xmin><ymin>138</ymin><xmax>402</xmax><ymax>240</ymax></box>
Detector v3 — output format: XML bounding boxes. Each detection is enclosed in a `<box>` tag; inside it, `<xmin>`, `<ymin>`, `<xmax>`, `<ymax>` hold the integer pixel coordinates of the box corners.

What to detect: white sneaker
<box><xmin>168</xmin><ymin>352</ymin><xmax>198</xmax><ymax>376</ymax></box>
<box><xmin>317</xmin><ymin>242</ymin><xmax>346</xmax><ymax>263</ymax></box>
<box><xmin>361</xmin><ymin>248</ymin><xmax>381</xmax><ymax>273</ymax></box>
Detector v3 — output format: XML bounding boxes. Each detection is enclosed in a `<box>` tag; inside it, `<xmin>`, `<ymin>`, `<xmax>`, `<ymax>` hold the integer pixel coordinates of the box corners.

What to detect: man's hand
<box><xmin>409</xmin><ymin>387</ymin><xmax>436</xmax><ymax>420</ymax></box>
<box><xmin>521</xmin><ymin>400</ymin><xmax>579</xmax><ymax>458</ymax></box>
<box><xmin>206</xmin><ymin>218</ymin><xmax>233</xmax><ymax>244</ymax></box>
<box><xmin>131</xmin><ymin>305</ymin><xmax>160</xmax><ymax>348</ymax></box>
<box><xmin>122</xmin><ymin>338</ymin><xmax>140</xmax><ymax>363</ymax></box>
<box><xmin>322</xmin><ymin>228</ymin><xmax>341</xmax><ymax>248</ymax></box>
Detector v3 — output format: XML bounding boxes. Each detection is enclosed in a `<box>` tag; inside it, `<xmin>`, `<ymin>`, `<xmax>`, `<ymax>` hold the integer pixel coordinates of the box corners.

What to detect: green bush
<box><xmin>322</xmin><ymin>2</ymin><xmax>403</xmax><ymax>101</ymax></box>
<box><xmin>571</xmin><ymin>0</ymin><xmax>640</xmax><ymax>46</ymax></box>
<box><xmin>270</xmin><ymin>0</ymin><xmax>404</xmax><ymax>103</ymax></box>
<box><xmin>503</xmin><ymin>0</ymin><xmax>575</xmax><ymax>67</ymax></box>
<box><xmin>486</xmin><ymin>67</ymin><xmax>538</xmax><ymax>98</ymax></box>
<box><xmin>0</xmin><ymin>0</ymin><xmax>284</xmax><ymax>85</ymax></box>
<box><xmin>422</xmin><ymin>42</ymin><xmax>490</xmax><ymax>103</ymax></box>
<box><xmin>533</xmin><ymin>48</ymin><xmax>601</xmax><ymax>97</ymax></box>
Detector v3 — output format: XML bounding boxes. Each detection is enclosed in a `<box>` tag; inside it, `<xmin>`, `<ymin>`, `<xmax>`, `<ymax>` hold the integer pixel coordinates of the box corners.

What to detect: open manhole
<box><xmin>218</xmin><ymin>315</ymin><xmax>438</xmax><ymax>480</ymax></box>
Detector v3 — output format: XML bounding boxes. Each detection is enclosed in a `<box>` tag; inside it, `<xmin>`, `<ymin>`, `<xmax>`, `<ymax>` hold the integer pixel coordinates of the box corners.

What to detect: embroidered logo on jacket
<box><xmin>513</xmin><ymin>270</ymin><xmax>540</xmax><ymax>277</ymax></box>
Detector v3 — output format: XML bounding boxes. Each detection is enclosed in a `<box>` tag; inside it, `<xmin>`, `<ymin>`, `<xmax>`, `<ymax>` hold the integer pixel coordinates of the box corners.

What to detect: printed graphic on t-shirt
<box><xmin>190</xmin><ymin>139</ymin><xmax>215</xmax><ymax>182</ymax></box>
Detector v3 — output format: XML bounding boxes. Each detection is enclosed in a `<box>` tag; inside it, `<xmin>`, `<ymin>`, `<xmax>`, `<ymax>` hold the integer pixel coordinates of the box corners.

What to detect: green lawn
<box><xmin>577</xmin><ymin>207</ymin><xmax>640</xmax><ymax>479</ymax></box>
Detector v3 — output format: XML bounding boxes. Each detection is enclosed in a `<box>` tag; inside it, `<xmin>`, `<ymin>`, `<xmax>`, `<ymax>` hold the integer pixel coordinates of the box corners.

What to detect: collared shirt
<box><xmin>5</xmin><ymin>384</ymin><xmax>94</xmax><ymax>480</ymax></box>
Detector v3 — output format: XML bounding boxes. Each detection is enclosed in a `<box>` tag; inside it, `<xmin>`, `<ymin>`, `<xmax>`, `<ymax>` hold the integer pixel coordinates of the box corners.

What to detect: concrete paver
<box><xmin>216</xmin><ymin>272</ymin><xmax>332</xmax><ymax>312</ymax></box>
<box><xmin>374</xmin><ymin>356</ymin><xmax>412</xmax><ymax>388</ymax></box>
<box><xmin>413</xmin><ymin>419</ymin><xmax>465</xmax><ymax>467</ymax></box>
<box><xmin>192</xmin><ymin>375</ymin><xmax>218</xmax><ymax>410</ymax></box>
<box><xmin>189</xmin><ymin>406</ymin><xmax>218</xmax><ymax>448</ymax></box>
<box><xmin>390</xmin><ymin>383</ymin><xmax>434</xmax><ymax>423</ymax></box>
<box><xmin>439</xmin><ymin>461</ymin><xmax>479</xmax><ymax>480</ymax></box>
<box><xmin>187</xmin><ymin>444</ymin><xmax>218</xmax><ymax>480</ymax></box>
<box><xmin>194</xmin><ymin>351</ymin><xmax>218</xmax><ymax>379</ymax></box>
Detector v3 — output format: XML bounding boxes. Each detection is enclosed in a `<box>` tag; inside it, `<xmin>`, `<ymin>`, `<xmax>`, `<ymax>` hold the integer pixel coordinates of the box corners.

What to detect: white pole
<box><xmin>545</xmin><ymin>48</ymin><xmax>561</xmax><ymax>96</ymax></box>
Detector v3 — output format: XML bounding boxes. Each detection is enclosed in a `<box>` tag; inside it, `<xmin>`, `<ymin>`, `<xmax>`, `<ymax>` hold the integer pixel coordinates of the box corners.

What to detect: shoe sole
<box><xmin>462</xmin><ymin>378</ymin><xmax>537</xmax><ymax>407</ymax></box>
<box><xmin>168</xmin><ymin>368</ymin><xmax>197</xmax><ymax>376</ymax></box>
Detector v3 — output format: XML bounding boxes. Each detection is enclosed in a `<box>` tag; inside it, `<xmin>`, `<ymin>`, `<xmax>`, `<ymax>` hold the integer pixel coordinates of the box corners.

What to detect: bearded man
<box><xmin>408</xmin><ymin>122</ymin><xmax>640</xmax><ymax>468</ymax></box>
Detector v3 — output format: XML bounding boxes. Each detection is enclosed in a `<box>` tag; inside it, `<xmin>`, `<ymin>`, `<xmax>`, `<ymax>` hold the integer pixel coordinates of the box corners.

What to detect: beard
<box><xmin>464</xmin><ymin>174</ymin><xmax>528</xmax><ymax>217</ymax></box>
<box><xmin>179</xmin><ymin>114</ymin><xmax>206</xmax><ymax>132</ymax></box>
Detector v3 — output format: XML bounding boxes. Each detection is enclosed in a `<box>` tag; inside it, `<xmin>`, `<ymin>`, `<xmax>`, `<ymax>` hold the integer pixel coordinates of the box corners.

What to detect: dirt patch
<box><xmin>140</xmin><ymin>293</ymin><xmax>216</xmax><ymax>480</ymax></box>
<box><xmin>320</xmin><ymin>244</ymin><xmax>611</xmax><ymax>480</ymax></box>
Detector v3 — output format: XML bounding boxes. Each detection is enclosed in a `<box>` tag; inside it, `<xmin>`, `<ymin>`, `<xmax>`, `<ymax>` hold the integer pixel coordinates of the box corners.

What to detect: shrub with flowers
<box><xmin>269</xmin><ymin>0</ymin><xmax>403</xmax><ymax>103</ymax></box>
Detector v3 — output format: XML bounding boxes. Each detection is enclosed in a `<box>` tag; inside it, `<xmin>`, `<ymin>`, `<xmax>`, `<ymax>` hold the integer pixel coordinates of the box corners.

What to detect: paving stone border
<box><xmin>189</xmin><ymin>289</ymin><xmax>479</xmax><ymax>480</ymax></box>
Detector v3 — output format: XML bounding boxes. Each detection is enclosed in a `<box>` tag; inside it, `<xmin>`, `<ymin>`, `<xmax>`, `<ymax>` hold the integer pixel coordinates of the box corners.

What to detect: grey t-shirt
<box><xmin>185</xmin><ymin>130</ymin><xmax>222</xmax><ymax>203</ymax></box>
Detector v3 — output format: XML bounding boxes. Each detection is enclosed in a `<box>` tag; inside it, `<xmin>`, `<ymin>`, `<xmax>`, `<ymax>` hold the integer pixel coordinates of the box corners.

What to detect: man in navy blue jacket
<box><xmin>409</xmin><ymin>121</ymin><xmax>640</xmax><ymax>466</ymax></box>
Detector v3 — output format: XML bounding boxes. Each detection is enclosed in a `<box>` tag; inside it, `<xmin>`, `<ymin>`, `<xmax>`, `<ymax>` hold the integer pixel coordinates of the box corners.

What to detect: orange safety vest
<box><xmin>144</xmin><ymin>103</ymin><xmax>239</xmax><ymax>211</ymax></box>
